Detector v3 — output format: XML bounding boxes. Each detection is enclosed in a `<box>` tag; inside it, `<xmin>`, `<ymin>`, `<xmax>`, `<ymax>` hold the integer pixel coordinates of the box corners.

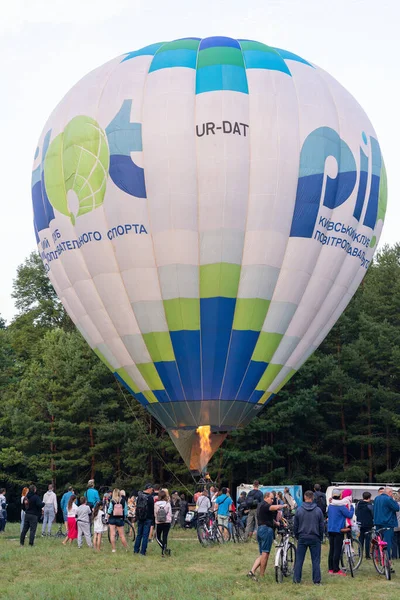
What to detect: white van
<box><xmin>326</xmin><ymin>482</ymin><xmax>400</xmax><ymax>503</ymax></box>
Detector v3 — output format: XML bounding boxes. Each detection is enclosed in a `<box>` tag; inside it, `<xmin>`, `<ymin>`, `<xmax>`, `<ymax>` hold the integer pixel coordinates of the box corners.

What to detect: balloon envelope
<box><xmin>32</xmin><ymin>37</ymin><xmax>387</xmax><ymax>471</ymax></box>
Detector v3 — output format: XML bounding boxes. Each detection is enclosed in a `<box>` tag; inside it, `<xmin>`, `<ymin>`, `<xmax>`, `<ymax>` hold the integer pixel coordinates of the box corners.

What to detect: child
<box><xmin>93</xmin><ymin>501</ymin><xmax>107</xmax><ymax>551</ymax></box>
<box><xmin>330</xmin><ymin>489</ymin><xmax>353</xmax><ymax>528</ymax></box>
<box><xmin>76</xmin><ymin>496</ymin><xmax>93</xmax><ymax>548</ymax></box>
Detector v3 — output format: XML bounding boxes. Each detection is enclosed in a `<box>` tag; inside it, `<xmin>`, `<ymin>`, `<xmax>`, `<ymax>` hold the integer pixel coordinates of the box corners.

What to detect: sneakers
<box><xmin>165</xmin><ymin>548</ymin><xmax>171</xmax><ymax>557</ymax></box>
<box><xmin>246</xmin><ymin>571</ymin><xmax>258</xmax><ymax>582</ymax></box>
<box><xmin>328</xmin><ymin>570</ymin><xmax>334</xmax><ymax>574</ymax></box>
<box><xmin>112</xmin><ymin>549</ymin><xmax>116</xmax><ymax>553</ymax></box>
<box><xmin>41</xmin><ymin>533</ymin><xmax>46</xmax><ymax>537</ymax></box>
<box><xmin>334</xmin><ymin>570</ymin><xmax>346</xmax><ymax>576</ymax></box>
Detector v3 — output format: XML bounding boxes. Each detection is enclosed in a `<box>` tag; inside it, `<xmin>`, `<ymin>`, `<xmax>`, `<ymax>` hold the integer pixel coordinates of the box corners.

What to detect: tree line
<box><xmin>1</xmin><ymin>247</ymin><xmax>399</xmax><ymax>518</ymax></box>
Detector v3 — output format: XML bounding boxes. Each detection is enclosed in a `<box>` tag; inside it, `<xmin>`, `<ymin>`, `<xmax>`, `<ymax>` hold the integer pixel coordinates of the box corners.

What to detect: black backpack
<box><xmin>246</xmin><ymin>490</ymin><xmax>259</xmax><ymax>509</ymax></box>
<box><xmin>136</xmin><ymin>492</ymin><xmax>149</xmax><ymax>522</ymax></box>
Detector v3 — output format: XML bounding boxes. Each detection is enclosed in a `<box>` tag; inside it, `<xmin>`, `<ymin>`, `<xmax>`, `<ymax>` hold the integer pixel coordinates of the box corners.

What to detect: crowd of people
<box><xmin>245</xmin><ymin>482</ymin><xmax>400</xmax><ymax>584</ymax></box>
<box><xmin>2</xmin><ymin>478</ymin><xmax>400</xmax><ymax>586</ymax></box>
<box><xmin>15</xmin><ymin>479</ymin><xmax>183</xmax><ymax>557</ymax></box>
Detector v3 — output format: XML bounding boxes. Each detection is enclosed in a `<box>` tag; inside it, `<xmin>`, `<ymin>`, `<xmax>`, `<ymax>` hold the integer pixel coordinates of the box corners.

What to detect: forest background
<box><xmin>1</xmin><ymin>246</ymin><xmax>400</xmax><ymax>520</ymax></box>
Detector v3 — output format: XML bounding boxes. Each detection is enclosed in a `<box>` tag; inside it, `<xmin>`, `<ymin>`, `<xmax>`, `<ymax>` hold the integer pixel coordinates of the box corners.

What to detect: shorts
<box><xmin>257</xmin><ymin>525</ymin><xmax>273</xmax><ymax>554</ymax></box>
<box><xmin>108</xmin><ymin>517</ymin><xmax>124</xmax><ymax>527</ymax></box>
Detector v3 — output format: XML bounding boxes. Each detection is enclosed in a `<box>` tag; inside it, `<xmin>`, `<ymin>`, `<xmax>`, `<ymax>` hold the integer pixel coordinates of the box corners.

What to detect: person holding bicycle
<box><xmin>373</xmin><ymin>487</ymin><xmax>399</xmax><ymax>567</ymax></box>
<box><xmin>247</xmin><ymin>492</ymin><xmax>287</xmax><ymax>580</ymax></box>
<box><xmin>327</xmin><ymin>489</ymin><xmax>354</xmax><ymax>576</ymax></box>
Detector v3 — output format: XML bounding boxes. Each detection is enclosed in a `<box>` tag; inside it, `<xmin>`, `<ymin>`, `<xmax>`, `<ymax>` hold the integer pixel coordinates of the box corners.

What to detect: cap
<box><xmin>144</xmin><ymin>483</ymin><xmax>154</xmax><ymax>490</ymax></box>
<box><xmin>332</xmin><ymin>488</ymin><xmax>341</xmax><ymax>498</ymax></box>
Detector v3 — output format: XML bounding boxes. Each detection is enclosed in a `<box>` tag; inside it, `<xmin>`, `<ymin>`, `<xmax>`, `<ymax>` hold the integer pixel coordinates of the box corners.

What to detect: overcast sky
<box><xmin>1</xmin><ymin>0</ymin><xmax>399</xmax><ymax>322</ymax></box>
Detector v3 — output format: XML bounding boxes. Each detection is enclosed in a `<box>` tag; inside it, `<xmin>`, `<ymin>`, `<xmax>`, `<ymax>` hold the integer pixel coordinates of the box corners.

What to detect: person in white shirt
<box><xmin>93</xmin><ymin>501</ymin><xmax>108</xmax><ymax>551</ymax></box>
<box><xmin>42</xmin><ymin>484</ymin><xmax>58</xmax><ymax>536</ymax></box>
<box><xmin>197</xmin><ymin>490</ymin><xmax>211</xmax><ymax>515</ymax></box>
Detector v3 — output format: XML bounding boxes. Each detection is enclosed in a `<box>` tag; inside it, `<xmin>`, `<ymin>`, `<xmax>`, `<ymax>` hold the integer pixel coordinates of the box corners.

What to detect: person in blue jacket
<box><xmin>373</xmin><ymin>487</ymin><xmax>399</xmax><ymax>562</ymax></box>
<box><xmin>327</xmin><ymin>489</ymin><xmax>354</xmax><ymax>575</ymax></box>
<box><xmin>60</xmin><ymin>486</ymin><xmax>74</xmax><ymax>533</ymax></box>
<box><xmin>84</xmin><ymin>479</ymin><xmax>100</xmax><ymax>508</ymax></box>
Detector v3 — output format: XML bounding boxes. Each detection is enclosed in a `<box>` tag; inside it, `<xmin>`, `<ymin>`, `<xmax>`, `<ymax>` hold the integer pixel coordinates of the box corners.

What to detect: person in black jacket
<box><xmin>356</xmin><ymin>492</ymin><xmax>374</xmax><ymax>559</ymax></box>
<box><xmin>313</xmin><ymin>484</ymin><xmax>327</xmax><ymax>517</ymax></box>
<box><xmin>293</xmin><ymin>490</ymin><xmax>324</xmax><ymax>585</ymax></box>
<box><xmin>20</xmin><ymin>485</ymin><xmax>44</xmax><ymax>546</ymax></box>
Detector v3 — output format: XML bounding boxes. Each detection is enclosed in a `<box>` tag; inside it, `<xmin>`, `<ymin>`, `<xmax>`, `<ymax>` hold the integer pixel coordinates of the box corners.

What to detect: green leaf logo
<box><xmin>44</xmin><ymin>116</ymin><xmax>109</xmax><ymax>224</ymax></box>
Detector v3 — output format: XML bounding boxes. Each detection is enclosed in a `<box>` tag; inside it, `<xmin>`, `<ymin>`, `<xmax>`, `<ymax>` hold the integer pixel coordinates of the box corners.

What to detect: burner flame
<box><xmin>196</xmin><ymin>425</ymin><xmax>212</xmax><ymax>470</ymax></box>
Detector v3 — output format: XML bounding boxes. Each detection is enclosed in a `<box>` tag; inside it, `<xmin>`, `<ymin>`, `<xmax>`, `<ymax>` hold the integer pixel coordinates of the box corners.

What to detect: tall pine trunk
<box><xmin>89</xmin><ymin>420</ymin><xmax>95</xmax><ymax>479</ymax></box>
<box><xmin>50</xmin><ymin>414</ymin><xmax>56</xmax><ymax>489</ymax></box>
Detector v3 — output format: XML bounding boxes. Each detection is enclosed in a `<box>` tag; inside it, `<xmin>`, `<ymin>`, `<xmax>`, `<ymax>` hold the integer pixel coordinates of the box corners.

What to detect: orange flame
<box><xmin>196</xmin><ymin>425</ymin><xmax>212</xmax><ymax>471</ymax></box>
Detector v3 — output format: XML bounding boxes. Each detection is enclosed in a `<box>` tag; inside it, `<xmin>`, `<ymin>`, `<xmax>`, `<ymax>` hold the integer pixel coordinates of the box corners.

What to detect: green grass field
<box><xmin>1</xmin><ymin>523</ymin><xmax>399</xmax><ymax>599</ymax></box>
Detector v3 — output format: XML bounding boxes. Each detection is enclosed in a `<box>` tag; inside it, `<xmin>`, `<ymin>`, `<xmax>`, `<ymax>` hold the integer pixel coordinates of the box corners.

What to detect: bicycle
<box><xmin>197</xmin><ymin>511</ymin><xmax>230</xmax><ymax>546</ymax></box>
<box><xmin>367</xmin><ymin>527</ymin><xmax>392</xmax><ymax>580</ymax></box>
<box><xmin>340</xmin><ymin>533</ymin><xmax>362</xmax><ymax>574</ymax></box>
<box><xmin>229</xmin><ymin>512</ymin><xmax>246</xmax><ymax>543</ymax></box>
<box><xmin>341</xmin><ymin>536</ymin><xmax>356</xmax><ymax>577</ymax></box>
<box><xmin>274</xmin><ymin>519</ymin><xmax>297</xmax><ymax>583</ymax></box>
<box><xmin>107</xmin><ymin>518</ymin><xmax>136</xmax><ymax>544</ymax></box>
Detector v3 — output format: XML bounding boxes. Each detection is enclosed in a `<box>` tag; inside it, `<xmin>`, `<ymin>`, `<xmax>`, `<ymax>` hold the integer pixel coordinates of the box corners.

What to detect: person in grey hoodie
<box><xmin>293</xmin><ymin>490</ymin><xmax>324</xmax><ymax>585</ymax></box>
<box><xmin>42</xmin><ymin>484</ymin><xmax>58</xmax><ymax>536</ymax></box>
<box><xmin>76</xmin><ymin>496</ymin><xmax>93</xmax><ymax>548</ymax></box>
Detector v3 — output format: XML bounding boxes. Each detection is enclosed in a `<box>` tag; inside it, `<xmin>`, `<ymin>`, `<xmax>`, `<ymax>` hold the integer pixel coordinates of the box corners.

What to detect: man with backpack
<box><xmin>313</xmin><ymin>484</ymin><xmax>327</xmax><ymax>517</ymax></box>
<box><xmin>245</xmin><ymin>481</ymin><xmax>264</xmax><ymax>540</ymax></box>
<box><xmin>20</xmin><ymin>485</ymin><xmax>44</xmax><ymax>546</ymax></box>
<box><xmin>134</xmin><ymin>483</ymin><xmax>155</xmax><ymax>556</ymax></box>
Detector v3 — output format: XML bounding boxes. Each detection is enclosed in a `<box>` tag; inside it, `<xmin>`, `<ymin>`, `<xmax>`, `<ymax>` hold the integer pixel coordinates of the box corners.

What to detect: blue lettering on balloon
<box><xmin>105</xmin><ymin>99</ymin><xmax>147</xmax><ymax>198</ymax></box>
<box><xmin>290</xmin><ymin>127</ymin><xmax>357</xmax><ymax>238</ymax></box>
<box><xmin>363</xmin><ymin>137</ymin><xmax>382</xmax><ymax>229</ymax></box>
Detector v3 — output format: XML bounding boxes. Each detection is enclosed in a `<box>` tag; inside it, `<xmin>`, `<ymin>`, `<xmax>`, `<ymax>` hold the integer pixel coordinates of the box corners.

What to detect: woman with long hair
<box><xmin>20</xmin><ymin>487</ymin><xmax>29</xmax><ymax>533</ymax></box>
<box><xmin>155</xmin><ymin>490</ymin><xmax>172</xmax><ymax>557</ymax></box>
<box><xmin>107</xmin><ymin>488</ymin><xmax>128</xmax><ymax>552</ymax></box>
<box><xmin>62</xmin><ymin>494</ymin><xmax>78</xmax><ymax>545</ymax></box>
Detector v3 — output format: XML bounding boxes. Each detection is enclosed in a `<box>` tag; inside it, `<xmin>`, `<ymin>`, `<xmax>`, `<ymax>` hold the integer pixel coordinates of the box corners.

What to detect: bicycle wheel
<box><xmin>340</xmin><ymin>538</ymin><xmax>362</xmax><ymax>571</ymax></box>
<box><xmin>275</xmin><ymin>551</ymin><xmax>284</xmax><ymax>584</ymax></box>
<box><xmin>197</xmin><ymin>524</ymin><xmax>211</xmax><ymax>547</ymax></box>
<box><xmin>372</xmin><ymin>545</ymin><xmax>385</xmax><ymax>574</ymax></box>
<box><xmin>285</xmin><ymin>542</ymin><xmax>297</xmax><ymax>576</ymax></box>
<box><xmin>233</xmin><ymin>523</ymin><xmax>246</xmax><ymax>543</ymax></box>
<box><xmin>346</xmin><ymin>547</ymin><xmax>355</xmax><ymax>578</ymax></box>
<box><xmin>350</xmin><ymin>538</ymin><xmax>362</xmax><ymax>570</ymax></box>
<box><xmin>216</xmin><ymin>524</ymin><xmax>230</xmax><ymax>543</ymax></box>
<box><xmin>382</xmin><ymin>549</ymin><xmax>391</xmax><ymax>581</ymax></box>
<box><xmin>124</xmin><ymin>520</ymin><xmax>135</xmax><ymax>542</ymax></box>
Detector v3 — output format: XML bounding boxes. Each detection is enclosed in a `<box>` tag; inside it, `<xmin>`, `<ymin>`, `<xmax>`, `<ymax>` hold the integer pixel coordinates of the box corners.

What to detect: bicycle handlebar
<box><xmin>366</xmin><ymin>526</ymin><xmax>391</xmax><ymax>536</ymax></box>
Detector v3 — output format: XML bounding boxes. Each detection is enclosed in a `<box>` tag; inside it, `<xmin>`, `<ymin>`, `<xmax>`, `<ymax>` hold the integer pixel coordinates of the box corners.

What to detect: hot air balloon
<box><xmin>32</xmin><ymin>37</ymin><xmax>387</xmax><ymax>474</ymax></box>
